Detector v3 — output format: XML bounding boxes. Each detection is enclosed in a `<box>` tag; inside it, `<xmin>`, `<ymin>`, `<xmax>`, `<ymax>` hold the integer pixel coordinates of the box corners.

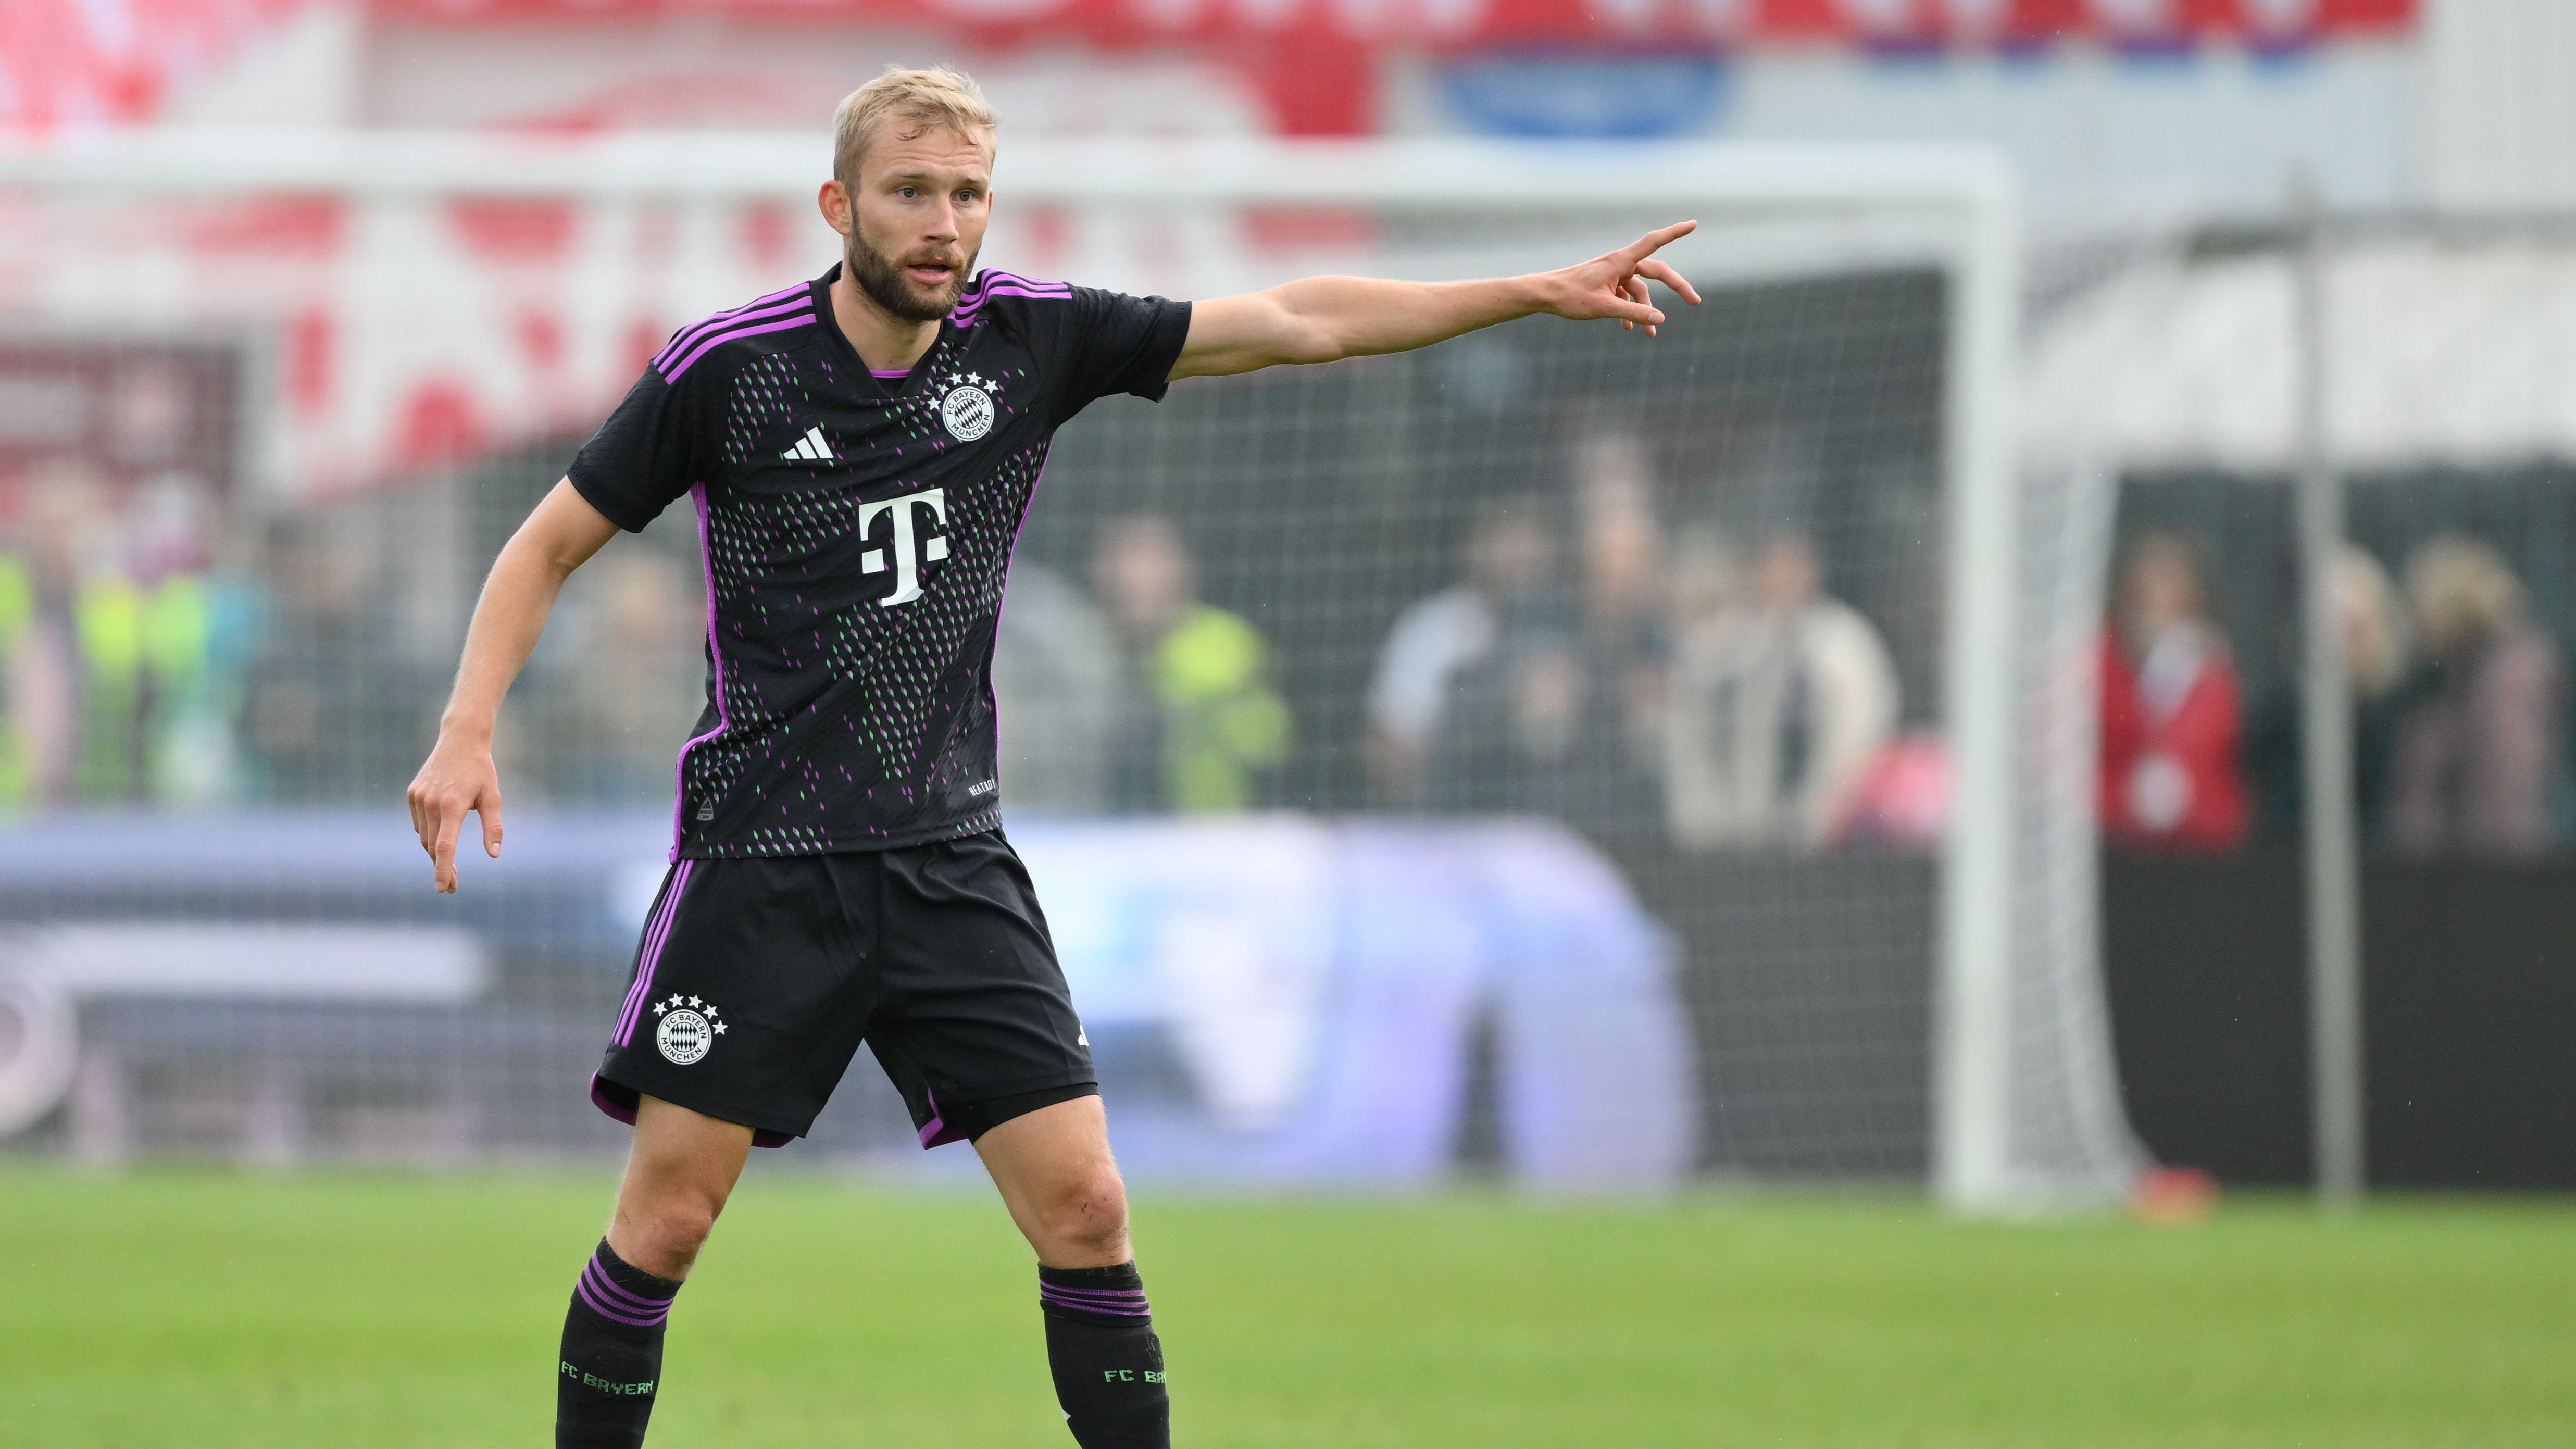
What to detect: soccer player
<box><xmin>404</xmin><ymin>65</ymin><xmax>1699</xmax><ymax>1449</ymax></box>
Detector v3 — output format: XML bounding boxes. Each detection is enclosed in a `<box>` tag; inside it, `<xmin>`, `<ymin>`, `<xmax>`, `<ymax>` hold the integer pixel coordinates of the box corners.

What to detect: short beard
<box><xmin>847</xmin><ymin>231</ymin><xmax>972</xmax><ymax>325</ymax></box>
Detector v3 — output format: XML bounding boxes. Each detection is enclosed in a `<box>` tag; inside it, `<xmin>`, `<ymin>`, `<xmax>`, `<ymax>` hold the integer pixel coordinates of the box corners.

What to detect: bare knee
<box><xmin>1030</xmin><ymin>1163</ymin><xmax>1130</xmax><ymax>1267</ymax></box>
<box><xmin>609</xmin><ymin>1096</ymin><xmax>751</xmax><ymax>1280</ymax></box>
<box><xmin>610</xmin><ymin>1161</ymin><xmax>734</xmax><ymax>1280</ymax></box>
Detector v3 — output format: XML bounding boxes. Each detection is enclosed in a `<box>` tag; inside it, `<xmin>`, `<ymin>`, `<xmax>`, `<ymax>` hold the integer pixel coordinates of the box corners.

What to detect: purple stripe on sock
<box><xmin>661</xmin><ymin>308</ymin><xmax>817</xmax><ymax>381</ymax></box>
<box><xmin>1040</xmin><ymin>1290</ymin><xmax>1151</xmax><ymax>1317</ymax></box>
<box><xmin>653</xmin><ymin>284</ymin><xmax>809</xmax><ymax>368</ymax></box>
<box><xmin>578</xmin><ymin>1271</ymin><xmax>670</xmax><ymax>1327</ymax></box>
<box><xmin>583</xmin><ymin>1258</ymin><xmax>675</xmax><ymax>1307</ymax></box>
<box><xmin>582</xmin><ymin>1261</ymin><xmax>674</xmax><ymax>1315</ymax></box>
<box><xmin>1040</xmin><ymin>1285</ymin><xmax>1148</xmax><ymax>1300</ymax></box>
<box><xmin>576</xmin><ymin>1276</ymin><xmax>669</xmax><ymax>1329</ymax></box>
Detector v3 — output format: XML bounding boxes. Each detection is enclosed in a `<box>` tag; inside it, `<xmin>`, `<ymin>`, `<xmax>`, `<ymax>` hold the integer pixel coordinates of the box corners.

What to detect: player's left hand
<box><xmin>1537</xmin><ymin>221</ymin><xmax>1704</xmax><ymax>337</ymax></box>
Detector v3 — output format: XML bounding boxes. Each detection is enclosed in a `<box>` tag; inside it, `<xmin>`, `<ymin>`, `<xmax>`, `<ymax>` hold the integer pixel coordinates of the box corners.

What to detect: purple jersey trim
<box><xmin>960</xmin><ymin>269</ymin><xmax>1070</xmax><ymax>301</ymax></box>
<box><xmin>662</xmin><ymin>308</ymin><xmax>818</xmax><ymax>382</ymax></box>
<box><xmin>670</xmin><ymin>482</ymin><xmax>733</xmax><ymax>859</ymax></box>
<box><xmin>652</xmin><ymin>283</ymin><xmax>808</xmax><ymax>370</ymax></box>
<box><xmin>949</xmin><ymin>270</ymin><xmax>1071</xmax><ymax>327</ymax></box>
<box><xmin>952</xmin><ymin>282</ymin><xmax>1071</xmax><ymax>329</ymax></box>
<box><xmin>869</xmin><ymin>367</ymin><xmax>911</xmax><ymax>380</ymax></box>
<box><xmin>652</xmin><ymin>295</ymin><xmax>813</xmax><ymax>379</ymax></box>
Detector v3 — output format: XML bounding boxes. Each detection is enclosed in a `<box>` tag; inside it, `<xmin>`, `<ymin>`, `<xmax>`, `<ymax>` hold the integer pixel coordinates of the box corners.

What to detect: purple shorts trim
<box><xmin>588</xmin><ymin>1071</ymin><xmax>793</xmax><ymax>1149</ymax></box>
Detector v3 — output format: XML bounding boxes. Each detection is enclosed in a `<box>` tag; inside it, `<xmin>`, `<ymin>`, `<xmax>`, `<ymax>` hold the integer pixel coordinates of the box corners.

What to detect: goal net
<box><xmin>0</xmin><ymin>132</ymin><xmax>2139</xmax><ymax>1207</ymax></box>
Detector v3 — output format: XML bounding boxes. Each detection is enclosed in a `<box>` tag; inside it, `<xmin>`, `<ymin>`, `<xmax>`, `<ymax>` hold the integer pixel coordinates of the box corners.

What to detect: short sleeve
<box><xmin>567</xmin><ymin>366</ymin><xmax>708</xmax><ymax>533</ymax></box>
<box><xmin>1043</xmin><ymin>288</ymin><xmax>1193</xmax><ymax>426</ymax></box>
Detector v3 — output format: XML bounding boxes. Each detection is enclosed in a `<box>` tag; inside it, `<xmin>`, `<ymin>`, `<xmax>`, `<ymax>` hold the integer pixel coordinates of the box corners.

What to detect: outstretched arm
<box><xmin>1170</xmin><ymin>221</ymin><xmax>1703</xmax><ymax>381</ymax></box>
<box><xmin>406</xmin><ymin>479</ymin><xmax>620</xmax><ymax>893</ymax></box>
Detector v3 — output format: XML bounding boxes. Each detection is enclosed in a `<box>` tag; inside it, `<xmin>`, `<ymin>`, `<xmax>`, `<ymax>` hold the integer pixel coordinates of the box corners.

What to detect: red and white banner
<box><xmin>378</xmin><ymin>0</ymin><xmax>2420</xmax><ymax>46</ymax></box>
<box><xmin>0</xmin><ymin>0</ymin><xmax>307</xmax><ymax>130</ymax></box>
<box><xmin>0</xmin><ymin>0</ymin><xmax>2425</xmax><ymax>132</ymax></box>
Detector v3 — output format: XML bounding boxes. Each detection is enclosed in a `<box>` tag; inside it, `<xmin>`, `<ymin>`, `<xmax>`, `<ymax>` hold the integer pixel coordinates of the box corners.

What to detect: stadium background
<box><xmin>3</xmin><ymin>2</ymin><xmax>2574</xmax><ymax>1445</ymax></box>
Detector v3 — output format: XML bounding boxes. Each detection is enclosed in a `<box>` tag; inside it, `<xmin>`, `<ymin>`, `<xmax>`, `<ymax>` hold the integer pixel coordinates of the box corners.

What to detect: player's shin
<box><xmin>1037</xmin><ymin>1262</ymin><xmax>1170</xmax><ymax>1448</ymax></box>
<box><xmin>557</xmin><ymin>1239</ymin><xmax>683</xmax><ymax>1448</ymax></box>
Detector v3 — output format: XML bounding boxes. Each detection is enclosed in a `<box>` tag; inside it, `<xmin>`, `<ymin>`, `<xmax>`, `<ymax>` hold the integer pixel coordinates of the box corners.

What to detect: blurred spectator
<box><xmin>2099</xmin><ymin>531</ymin><xmax>2247</xmax><ymax>852</ymax></box>
<box><xmin>993</xmin><ymin>563</ymin><xmax>1122</xmax><ymax>810</ymax></box>
<box><xmin>245</xmin><ymin>511</ymin><xmax>440</xmax><ymax>803</ymax></box>
<box><xmin>2248</xmin><ymin>545</ymin><xmax>2412</xmax><ymax>847</ymax></box>
<box><xmin>0</xmin><ymin>464</ymin><xmax>91</xmax><ymax>806</ymax></box>
<box><xmin>114</xmin><ymin>471</ymin><xmax>245</xmax><ymax>806</ymax></box>
<box><xmin>1364</xmin><ymin>493</ymin><xmax>1553</xmax><ymax>804</ymax></box>
<box><xmin>549</xmin><ymin>549</ymin><xmax>706</xmax><ymax>803</ymax></box>
<box><xmin>1425</xmin><ymin>435</ymin><xmax>1670</xmax><ymax>844</ymax></box>
<box><xmin>1423</xmin><ymin>628</ymin><xmax>1583</xmax><ymax>820</ymax></box>
<box><xmin>1092</xmin><ymin>514</ymin><xmax>1290</xmax><ymax>813</ymax></box>
<box><xmin>0</xmin><ymin>461</ymin><xmax>243</xmax><ymax>809</ymax></box>
<box><xmin>2389</xmin><ymin>534</ymin><xmax>2565</xmax><ymax>857</ymax></box>
<box><xmin>1662</xmin><ymin>529</ymin><xmax>1898</xmax><ymax>850</ymax></box>
<box><xmin>1574</xmin><ymin>433</ymin><xmax>1670</xmax><ymax>771</ymax></box>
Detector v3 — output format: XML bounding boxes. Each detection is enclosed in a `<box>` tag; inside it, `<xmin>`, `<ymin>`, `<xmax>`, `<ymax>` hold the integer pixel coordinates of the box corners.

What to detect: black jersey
<box><xmin>568</xmin><ymin>264</ymin><xmax>1192</xmax><ymax>859</ymax></box>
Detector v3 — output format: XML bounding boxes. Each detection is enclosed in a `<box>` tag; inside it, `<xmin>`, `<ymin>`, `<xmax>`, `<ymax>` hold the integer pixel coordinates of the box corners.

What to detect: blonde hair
<box><xmin>833</xmin><ymin>66</ymin><xmax>997</xmax><ymax>186</ymax></box>
<box><xmin>2334</xmin><ymin>545</ymin><xmax>2409</xmax><ymax>698</ymax></box>
<box><xmin>2407</xmin><ymin>533</ymin><xmax>2527</xmax><ymax>654</ymax></box>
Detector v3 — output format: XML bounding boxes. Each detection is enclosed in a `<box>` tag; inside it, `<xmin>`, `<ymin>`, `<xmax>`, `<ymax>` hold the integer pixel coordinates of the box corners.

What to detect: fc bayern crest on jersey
<box><xmin>651</xmin><ymin>995</ymin><xmax>727</xmax><ymax>1066</ymax></box>
<box><xmin>937</xmin><ymin>374</ymin><xmax>998</xmax><ymax>441</ymax></box>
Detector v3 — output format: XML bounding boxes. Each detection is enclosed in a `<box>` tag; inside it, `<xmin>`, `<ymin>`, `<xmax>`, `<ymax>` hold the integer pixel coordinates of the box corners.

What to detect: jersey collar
<box><xmin>812</xmin><ymin>261</ymin><xmax>950</xmax><ymax>401</ymax></box>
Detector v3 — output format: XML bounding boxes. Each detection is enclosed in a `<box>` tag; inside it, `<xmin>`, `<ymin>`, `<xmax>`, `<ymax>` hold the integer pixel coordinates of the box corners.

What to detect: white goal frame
<box><xmin>0</xmin><ymin>130</ymin><xmax>2034</xmax><ymax>1210</ymax></box>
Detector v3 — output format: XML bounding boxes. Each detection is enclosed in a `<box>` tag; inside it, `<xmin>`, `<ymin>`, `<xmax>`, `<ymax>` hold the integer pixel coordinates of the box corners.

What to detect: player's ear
<box><xmin>818</xmin><ymin>179</ymin><xmax>854</xmax><ymax>238</ymax></box>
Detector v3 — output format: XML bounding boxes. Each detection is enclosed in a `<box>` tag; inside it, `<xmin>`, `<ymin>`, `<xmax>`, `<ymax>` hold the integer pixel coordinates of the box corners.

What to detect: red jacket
<box><xmin>2098</xmin><ymin>628</ymin><xmax>2247</xmax><ymax>851</ymax></box>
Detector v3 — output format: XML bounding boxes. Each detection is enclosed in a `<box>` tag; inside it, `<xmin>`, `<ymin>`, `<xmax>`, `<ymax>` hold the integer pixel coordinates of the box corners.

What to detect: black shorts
<box><xmin>589</xmin><ymin>830</ymin><xmax>1097</xmax><ymax>1150</ymax></box>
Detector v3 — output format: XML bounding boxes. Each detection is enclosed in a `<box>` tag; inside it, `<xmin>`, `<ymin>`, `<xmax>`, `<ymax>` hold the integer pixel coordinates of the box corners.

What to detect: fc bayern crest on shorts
<box><xmin>938</xmin><ymin>374</ymin><xmax>997</xmax><ymax>441</ymax></box>
<box><xmin>651</xmin><ymin>996</ymin><xmax>726</xmax><ymax>1066</ymax></box>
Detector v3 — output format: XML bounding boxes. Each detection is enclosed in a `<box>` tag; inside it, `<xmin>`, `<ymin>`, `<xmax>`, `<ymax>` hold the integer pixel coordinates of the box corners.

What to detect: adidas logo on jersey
<box><xmin>782</xmin><ymin>426</ymin><xmax>835</xmax><ymax>462</ymax></box>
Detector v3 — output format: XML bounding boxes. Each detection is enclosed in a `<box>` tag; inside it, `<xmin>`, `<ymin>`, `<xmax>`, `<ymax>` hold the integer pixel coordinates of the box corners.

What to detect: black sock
<box><xmin>557</xmin><ymin>1239</ymin><xmax>681</xmax><ymax>1448</ymax></box>
<box><xmin>1037</xmin><ymin>1262</ymin><xmax>1169</xmax><ymax>1448</ymax></box>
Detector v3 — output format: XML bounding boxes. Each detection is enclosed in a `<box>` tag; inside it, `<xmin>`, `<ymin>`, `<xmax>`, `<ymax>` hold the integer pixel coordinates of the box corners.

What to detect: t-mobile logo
<box><xmin>858</xmin><ymin>486</ymin><xmax>950</xmax><ymax>606</ymax></box>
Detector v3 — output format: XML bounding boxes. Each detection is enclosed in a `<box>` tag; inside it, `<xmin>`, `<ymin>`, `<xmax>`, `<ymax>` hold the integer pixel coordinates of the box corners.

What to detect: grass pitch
<box><xmin>2</xmin><ymin>1166</ymin><xmax>2570</xmax><ymax>1447</ymax></box>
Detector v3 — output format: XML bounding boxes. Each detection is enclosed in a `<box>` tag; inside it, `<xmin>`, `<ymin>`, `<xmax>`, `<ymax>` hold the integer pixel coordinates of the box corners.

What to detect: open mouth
<box><xmin>906</xmin><ymin>260</ymin><xmax>958</xmax><ymax>286</ymax></box>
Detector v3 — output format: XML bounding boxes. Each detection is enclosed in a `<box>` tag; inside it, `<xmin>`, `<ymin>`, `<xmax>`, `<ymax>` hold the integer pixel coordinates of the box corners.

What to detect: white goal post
<box><xmin>0</xmin><ymin>131</ymin><xmax>2132</xmax><ymax>1208</ymax></box>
